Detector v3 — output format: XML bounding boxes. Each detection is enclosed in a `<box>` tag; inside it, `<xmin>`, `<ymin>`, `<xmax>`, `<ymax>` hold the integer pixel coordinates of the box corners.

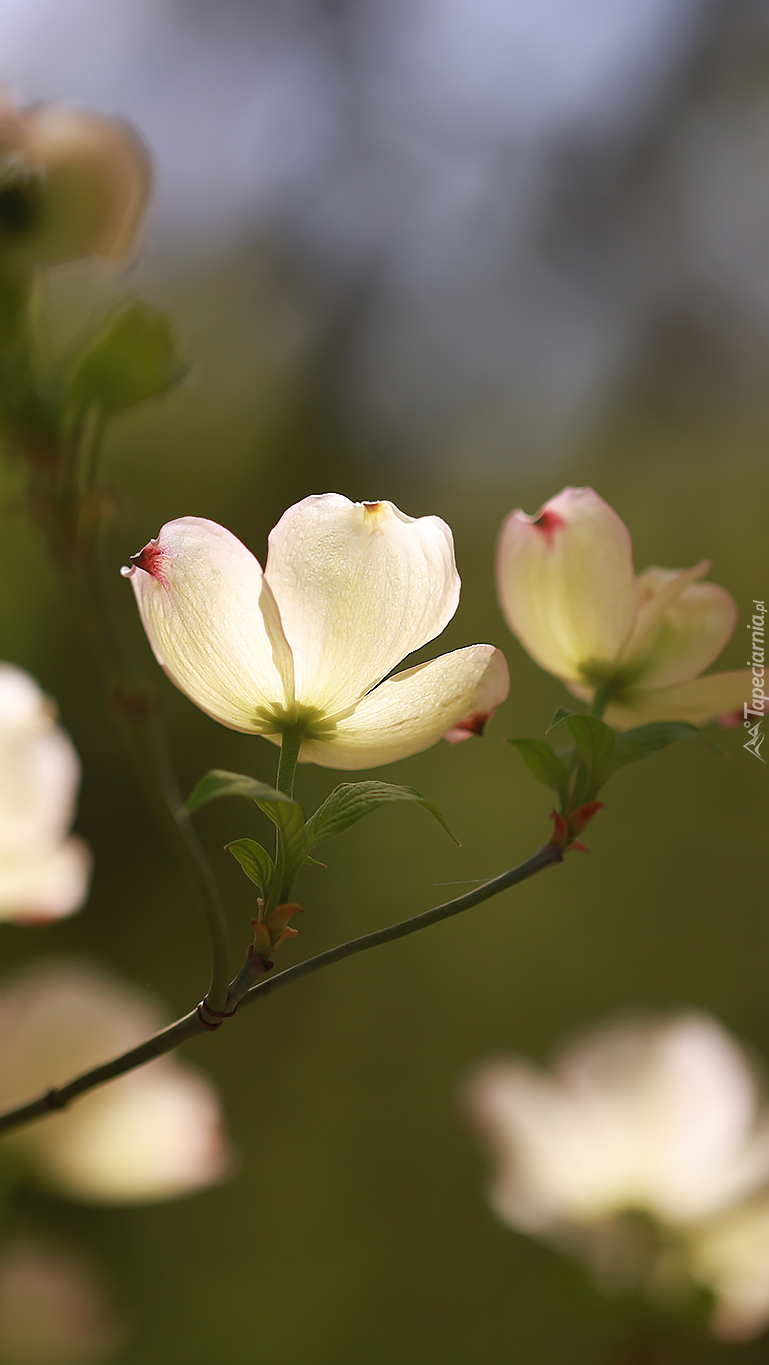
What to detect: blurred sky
<box><xmin>3</xmin><ymin>0</ymin><xmax>769</xmax><ymax>464</ymax></box>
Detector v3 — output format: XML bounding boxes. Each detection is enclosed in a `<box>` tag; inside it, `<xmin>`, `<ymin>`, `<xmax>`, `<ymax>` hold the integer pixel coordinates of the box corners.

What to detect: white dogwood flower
<box><xmin>0</xmin><ymin>88</ymin><xmax>150</xmax><ymax>266</ymax></box>
<box><xmin>0</xmin><ymin>960</ymin><xmax>233</xmax><ymax>1204</ymax></box>
<box><xmin>122</xmin><ymin>495</ymin><xmax>509</xmax><ymax>770</ymax></box>
<box><xmin>0</xmin><ymin>665</ymin><xmax>90</xmax><ymax>925</ymax></box>
<box><xmin>496</xmin><ymin>487</ymin><xmax>749</xmax><ymax>728</ymax></box>
<box><xmin>466</xmin><ymin>1013</ymin><xmax>769</xmax><ymax>1341</ymax></box>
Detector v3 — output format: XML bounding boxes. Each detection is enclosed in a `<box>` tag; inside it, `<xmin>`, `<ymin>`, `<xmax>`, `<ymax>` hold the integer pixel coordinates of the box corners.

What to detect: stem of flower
<box><xmin>591</xmin><ymin>681</ymin><xmax>615</xmax><ymax>720</ymax></box>
<box><xmin>264</xmin><ymin>724</ymin><xmax>305</xmax><ymax>912</ymax></box>
<box><xmin>0</xmin><ymin>843</ymin><xmax>562</xmax><ymax>1137</ymax></box>
<box><xmin>276</xmin><ymin>726</ymin><xmax>303</xmax><ymax>797</ymax></box>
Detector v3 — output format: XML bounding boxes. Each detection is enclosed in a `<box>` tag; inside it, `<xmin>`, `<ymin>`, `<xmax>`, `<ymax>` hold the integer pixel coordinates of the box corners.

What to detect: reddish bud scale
<box><xmin>547</xmin><ymin>801</ymin><xmax>604</xmax><ymax>853</ymax></box>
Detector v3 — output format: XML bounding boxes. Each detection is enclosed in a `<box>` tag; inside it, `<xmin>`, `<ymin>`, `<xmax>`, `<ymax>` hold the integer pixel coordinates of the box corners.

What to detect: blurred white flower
<box><xmin>0</xmin><ymin>87</ymin><xmax>150</xmax><ymax>266</ymax></box>
<box><xmin>496</xmin><ymin>486</ymin><xmax>749</xmax><ymax>728</ymax></box>
<box><xmin>0</xmin><ymin>959</ymin><xmax>233</xmax><ymax>1204</ymax></box>
<box><xmin>0</xmin><ymin>665</ymin><xmax>90</xmax><ymax>925</ymax></box>
<box><xmin>122</xmin><ymin>494</ymin><xmax>509</xmax><ymax>770</ymax></box>
<box><xmin>0</xmin><ymin>1238</ymin><xmax>125</xmax><ymax>1365</ymax></box>
<box><xmin>465</xmin><ymin>1013</ymin><xmax>769</xmax><ymax>1340</ymax></box>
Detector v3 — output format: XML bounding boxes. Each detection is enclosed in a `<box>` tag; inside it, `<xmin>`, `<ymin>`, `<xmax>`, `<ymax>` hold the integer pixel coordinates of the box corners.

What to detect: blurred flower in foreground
<box><xmin>0</xmin><ymin>88</ymin><xmax>150</xmax><ymax>266</ymax></box>
<box><xmin>496</xmin><ymin>487</ymin><xmax>748</xmax><ymax>728</ymax></box>
<box><xmin>0</xmin><ymin>665</ymin><xmax>90</xmax><ymax>925</ymax></box>
<box><xmin>465</xmin><ymin>1013</ymin><xmax>769</xmax><ymax>1341</ymax></box>
<box><xmin>0</xmin><ymin>1238</ymin><xmax>124</xmax><ymax>1365</ymax></box>
<box><xmin>0</xmin><ymin>960</ymin><xmax>233</xmax><ymax>1203</ymax></box>
<box><xmin>123</xmin><ymin>494</ymin><xmax>509</xmax><ymax>769</ymax></box>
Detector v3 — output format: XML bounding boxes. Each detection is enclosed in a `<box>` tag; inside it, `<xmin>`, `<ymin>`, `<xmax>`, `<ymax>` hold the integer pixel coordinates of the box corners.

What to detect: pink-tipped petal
<box><xmin>299</xmin><ymin>645</ymin><xmax>509</xmax><ymax>770</ymax></box>
<box><xmin>123</xmin><ymin>517</ymin><xmax>294</xmax><ymax>735</ymax></box>
<box><xmin>496</xmin><ymin>487</ymin><xmax>638</xmax><ymax>684</ymax></box>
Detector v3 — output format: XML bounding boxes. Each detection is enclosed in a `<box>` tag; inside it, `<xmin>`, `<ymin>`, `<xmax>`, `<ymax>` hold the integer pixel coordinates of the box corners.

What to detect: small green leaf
<box><xmin>507</xmin><ymin>738</ymin><xmax>570</xmax><ymax>806</ymax></box>
<box><xmin>546</xmin><ymin>706</ymin><xmax>576</xmax><ymax>735</ymax></box>
<box><xmin>303</xmin><ymin>854</ymin><xmax>327</xmax><ymax>868</ymax></box>
<box><xmin>186</xmin><ymin>770</ymin><xmax>309</xmax><ymax>892</ymax></box>
<box><xmin>256</xmin><ymin>798</ymin><xmax>307</xmax><ymax>882</ymax></box>
<box><xmin>305</xmin><ymin>781</ymin><xmax>457</xmax><ymax>850</ymax></box>
<box><xmin>67</xmin><ymin>296</ymin><xmax>188</xmax><ymax>416</ymax></box>
<box><xmin>225</xmin><ymin>839</ymin><xmax>274</xmax><ymax>896</ymax></box>
<box><xmin>612</xmin><ymin>721</ymin><xmax>700</xmax><ymax>771</ymax></box>
<box><xmin>186</xmin><ymin>769</ymin><xmax>294</xmax><ymax>815</ymax></box>
<box><xmin>563</xmin><ymin>714</ymin><xmax>617</xmax><ymax>805</ymax></box>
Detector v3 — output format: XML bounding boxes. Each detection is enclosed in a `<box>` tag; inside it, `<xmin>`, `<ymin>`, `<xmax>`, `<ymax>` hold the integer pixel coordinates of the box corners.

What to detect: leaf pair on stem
<box><xmin>509</xmin><ymin>713</ymin><xmax>704</xmax><ymax>851</ymax></box>
<box><xmin>187</xmin><ymin>770</ymin><xmax>455</xmax><ymax>956</ymax></box>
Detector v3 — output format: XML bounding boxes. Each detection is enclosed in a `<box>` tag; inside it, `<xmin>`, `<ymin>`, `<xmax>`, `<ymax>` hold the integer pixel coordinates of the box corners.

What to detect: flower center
<box><xmin>252</xmin><ymin>702</ymin><xmax>338</xmax><ymax>742</ymax></box>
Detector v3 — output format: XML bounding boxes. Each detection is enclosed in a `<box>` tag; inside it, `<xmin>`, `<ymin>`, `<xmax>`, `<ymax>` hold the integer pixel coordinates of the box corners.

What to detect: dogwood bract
<box><xmin>122</xmin><ymin>495</ymin><xmax>509</xmax><ymax>770</ymax></box>
<box><xmin>0</xmin><ymin>664</ymin><xmax>90</xmax><ymax>925</ymax></box>
<box><xmin>466</xmin><ymin>1013</ymin><xmax>769</xmax><ymax>1341</ymax></box>
<box><xmin>496</xmin><ymin>487</ymin><xmax>748</xmax><ymax>728</ymax></box>
<box><xmin>0</xmin><ymin>960</ymin><xmax>232</xmax><ymax>1204</ymax></box>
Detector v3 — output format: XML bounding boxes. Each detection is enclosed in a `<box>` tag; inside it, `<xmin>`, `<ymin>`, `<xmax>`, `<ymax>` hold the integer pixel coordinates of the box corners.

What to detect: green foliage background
<box><xmin>0</xmin><ymin>258</ymin><xmax>767</xmax><ymax>1363</ymax></box>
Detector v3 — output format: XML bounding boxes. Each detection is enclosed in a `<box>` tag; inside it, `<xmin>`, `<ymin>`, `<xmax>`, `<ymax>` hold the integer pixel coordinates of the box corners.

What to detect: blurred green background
<box><xmin>1</xmin><ymin>1</ymin><xmax>769</xmax><ymax>1359</ymax></box>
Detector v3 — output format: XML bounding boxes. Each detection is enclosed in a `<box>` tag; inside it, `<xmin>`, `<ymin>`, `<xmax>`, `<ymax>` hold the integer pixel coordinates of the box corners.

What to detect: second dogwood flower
<box><xmin>496</xmin><ymin>487</ymin><xmax>748</xmax><ymax>727</ymax></box>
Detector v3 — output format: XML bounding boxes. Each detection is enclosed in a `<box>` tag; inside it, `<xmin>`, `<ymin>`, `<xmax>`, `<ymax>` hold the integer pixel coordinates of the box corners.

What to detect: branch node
<box><xmin>196</xmin><ymin>999</ymin><xmax>237</xmax><ymax>1031</ymax></box>
<box><xmin>43</xmin><ymin>1088</ymin><xmax>67</xmax><ymax>1111</ymax></box>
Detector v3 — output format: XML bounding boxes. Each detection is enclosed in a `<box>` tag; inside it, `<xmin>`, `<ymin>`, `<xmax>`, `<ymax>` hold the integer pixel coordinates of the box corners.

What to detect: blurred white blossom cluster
<box><xmin>0</xmin><ymin>959</ymin><xmax>233</xmax><ymax>1204</ymax></box>
<box><xmin>0</xmin><ymin>662</ymin><xmax>231</xmax><ymax>1362</ymax></box>
<box><xmin>0</xmin><ymin>665</ymin><xmax>90</xmax><ymax>925</ymax></box>
<box><xmin>467</xmin><ymin>1013</ymin><xmax>769</xmax><ymax>1341</ymax></box>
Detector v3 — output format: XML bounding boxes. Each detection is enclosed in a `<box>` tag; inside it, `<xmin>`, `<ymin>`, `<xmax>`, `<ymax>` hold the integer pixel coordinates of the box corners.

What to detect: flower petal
<box><xmin>123</xmin><ymin>517</ymin><xmax>294</xmax><ymax>734</ymax></box>
<box><xmin>496</xmin><ymin>487</ymin><xmax>638</xmax><ymax>683</ymax></box>
<box><xmin>298</xmin><ymin>645</ymin><xmax>509</xmax><ymax>770</ymax></box>
<box><xmin>0</xmin><ymin>666</ymin><xmax>81</xmax><ymax>855</ymax></box>
<box><xmin>35</xmin><ymin>1065</ymin><xmax>232</xmax><ymax>1204</ymax></box>
<box><xmin>0</xmin><ymin>665</ymin><xmax>90</xmax><ymax>921</ymax></box>
<box><xmin>553</xmin><ymin>1015</ymin><xmax>769</xmax><ymax>1223</ymax></box>
<box><xmin>604</xmin><ymin>670</ymin><xmax>753</xmax><ymax>729</ymax></box>
<box><xmin>0</xmin><ymin>961</ymin><xmax>233</xmax><ymax>1204</ymax></box>
<box><xmin>465</xmin><ymin>1014</ymin><xmax>769</xmax><ymax>1236</ymax></box>
<box><xmin>265</xmin><ymin>495</ymin><xmax>460</xmax><ymax>716</ymax></box>
<box><xmin>0</xmin><ymin>837</ymin><xmax>92</xmax><ymax>925</ymax></box>
<box><xmin>621</xmin><ymin>564</ymin><xmax>738</xmax><ymax>690</ymax></box>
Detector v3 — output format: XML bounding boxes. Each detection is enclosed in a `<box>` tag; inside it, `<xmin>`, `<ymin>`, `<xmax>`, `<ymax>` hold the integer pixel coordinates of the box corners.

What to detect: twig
<box><xmin>0</xmin><ymin>843</ymin><xmax>561</xmax><ymax>1137</ymax></box>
